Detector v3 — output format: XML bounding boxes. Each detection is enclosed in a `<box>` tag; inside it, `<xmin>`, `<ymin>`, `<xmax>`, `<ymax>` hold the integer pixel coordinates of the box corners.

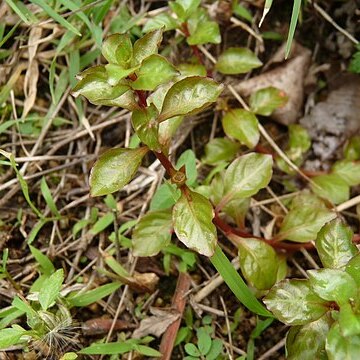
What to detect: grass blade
<box><xmin>30</xmin><ymin>0</ymin><xmax>81</xmax><ymax>36</ymax></box>
<box><xmin>285</xmin><ymin>0</ymin><xmax>302</xmax><ymax>58</ymax></box>
<box><xmin>259</xmin><ymin>0</ymin><xmax>273</xmax><ymax>27</ymax></box>
<box><xmin>40</xmin><ymin>177</ymin><xmax>60</xmax><ymax>218</ymax></box>
<box><xmin>210</xmin><ymin>245</ymin><xmax>273</xmax><ymax>317</ymax></box>
<box><xmin>5</xmin><ymin>0</ymin><xmax>32</xmax><ymax>24</ymax></box>
<box><xmin>68</xmin><ymin>282</ymin><xmax>121</xmax><ymax>307</ymax></box>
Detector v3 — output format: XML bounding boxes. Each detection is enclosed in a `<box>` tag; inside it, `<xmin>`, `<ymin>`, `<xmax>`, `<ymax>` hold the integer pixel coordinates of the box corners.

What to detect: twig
<box><xmin>312</xmin><ymin>2</ymin><xmax>359</xmax><ymax>45</ymax></box>
<box><xmin>160</xmin><ymin>272</ymin><xmax>191</xmax><ymax>360</ymax></box>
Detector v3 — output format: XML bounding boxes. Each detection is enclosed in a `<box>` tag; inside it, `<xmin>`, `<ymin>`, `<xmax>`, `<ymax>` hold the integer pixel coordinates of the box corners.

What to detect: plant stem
<box><xmin>154</xmin><ymin>151</ymin><xmax>176</xmax><ymax>175</ymax></box>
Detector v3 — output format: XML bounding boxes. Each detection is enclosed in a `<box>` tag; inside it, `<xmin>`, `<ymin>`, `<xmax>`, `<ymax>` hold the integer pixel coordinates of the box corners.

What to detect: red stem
<box><xmin>155</xmin><ymin>151</ymin><xmax>176</xmax><ymax>176</ymax></box>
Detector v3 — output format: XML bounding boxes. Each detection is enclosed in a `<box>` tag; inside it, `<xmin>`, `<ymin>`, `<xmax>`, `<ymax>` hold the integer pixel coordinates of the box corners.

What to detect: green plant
<box><xmin>264</xmin><ymin>218</ymin><xmax>360</xmax><ymax>359</ymax></box>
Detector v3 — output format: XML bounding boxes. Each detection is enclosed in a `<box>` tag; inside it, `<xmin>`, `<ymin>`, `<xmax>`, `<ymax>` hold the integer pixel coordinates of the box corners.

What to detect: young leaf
<box><xmin>187</xmin><ymin>10</ymin><xmax>221</xmax><ymax>45</ymax></box>
<box><xmin>38</xmin><ymin>269</ymin><xmax>64</xmax><ymax>310</ymax></box>
<box><xmin>344</xmin><ymin>136</ymin><xmax>360</xmax><ymax>161</ymax></box>
<box><xmin>132</xmin><ymin>210</ymin><xmax>173</xmax><ymax>257</ymax></box>
<box><xmin>286</xmin><ymin>315</ymin><xmax>331</xmax><ymax>360</ymax></box>
<box><xmin>238</xmin><ymin>237</ymin><xmax>279</xmax><ymax>290</ymax></box>
<box><xmin>288</xmin><ymin>124</ymin><xmax>311</xmax><ymax>153</ymax></box>
<box><xmin>223</xmin><ymin>153</ymin><xmax>273</xmax><ymax>202</ymax></box>
<box><xmin>263</xmin><ymin>279</ymin><xmax>329</xmax><ymax>325</ymax></box>
<box><xmin>197</xmin><ymin>327</ymin><xmax>212</xmax><ymax>355</ymax></box>
<box><xmin>185</xmin><ymin>343</ymin><xmax>201</xmax><ymax>357</ymax></box>
<box><xmin>202</xmin><ymin>138</ymin><xmax>240</xmax><ymax>165</ymax></box>
<box><xmin>72</xmin><ymin>75</ymin><xmax>129</xmax><ymax>106</ymax></box>
<box><xmin>310</xmin><ymin>174</ymin><xmax>350</xmax><ymax>205</ymax></box>
<box><xmin>169</xmin><ymin>0</ymin><xmax>201</xmax><ymax>21</ymax></box>
<box><xmin>132</xmin><ymin>55</ymin><xmax>178</xmax><ymax>91</ymax></box>
<box><xmin>132</xmin><ymin>29</ymin><xmax>163</xmax><ymax>66</ymax></box>
<box><xmin>173</xmin><ymin>190</ymin><xmax>217</xmax><ymax>256</ymax></box>
<box><xmin>249</xmin><ymin>87</ymin><xmax>288</xmax><ymax>116</ymax></box>
<box><xmin>176</xmin><ymin>149</ymin><xmax>198</xmax><ymax>186</ymax></box>
<box><xmin>90</xmin><ymin>147</ymin><xmax>148</xmax><ymax>196</ymax></box>
<box><xmin>102</xmin><ymin>33</ymin><xmax>133</xmax><ymax>67</ymax></box>
<box><xmin>40</xmin><ymin>177</ymin><xmax>60</xmax><ymax>218</ymax></box>
<box><xmin>105</xmin><ymin>64</ymin><xmax>139</xmax><ymax>86</ymax></box>
<box><xmin>326</xmin><ymin>323</ymin><xmax>360</xmax><ymax>360</ymax></box>
<box><xmin>346</xmin><ymin>254</ymin><xmax>360</xmax><ymax>287</ymax></box>
<box><xmin>277</xmin><ymin>206</ymin><xmax>336</xmax><ymax>243</ymax></box>
<box><xmin>215</xmin><ymin>47</ymin><xmax>262</xmax><ymax>74</ymax></box>
<box><xmin>143</xmin><ymin>13</ymin><xmax>179</xmax><ymax>33</ymax></box>
<box><xmin>332</xmin><ymin>160</ymin><xmax>360</xmax><ymax>187</ymax></box>
<box><xmin>158</xmin><ymin>77</ymin><xmax>223</xmax><ymax>122</ymax></box>
<box><xmin>307</xmin><ymin>269</ymin><xmax>357</xmax><ymax>304</ymax></box>
<box><xmin>222</xmin><ymin>109</ymin><xmax>259</xmax><ymax>148</ymax></box>
<box><xmin>206</xmin><ymin>339</ymin><xmax>223</xmax><ymax>360</ymax></box>
<box><xmin>339</xmin><ymin>302</ymin><xmax>360</xmax><ymax>337</ymax></box>
<box><xmin>315</xmin><ymin>218</ymin><xmax>357</xmax><ymax>269</ymax></box>
<box><xmin>131</xmin><ymin>105</ymin><xmax>160</xmax><ymax>150</ymax></box>
<box><xmin>0</xmin><ymin>327</ymin><xmax>26</xmax><ymax>349</ymax></box>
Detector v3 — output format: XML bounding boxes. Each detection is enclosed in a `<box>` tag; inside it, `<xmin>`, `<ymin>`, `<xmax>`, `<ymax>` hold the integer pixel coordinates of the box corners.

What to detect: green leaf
<box><xmin>79</xmin><ymin>340</ymin><xmax>161</xmax><ymax>356</ymax></box>
<box><xmin>339</xmin><ymin>302</ymin><xmax>360</xmax><ymax>337</ymax></box>
<box><xmin>210</xmin><ymin>245</ymin><xmax>272</xmax><ymax>317</ymax></box>
<box><xmin>238</xmin><ymin>237</ymin><xmax>279</xmax><ymax>290</ymax></box>
<box><xmin>206</xmin><ymin>338</ymin><xmax>223</xmax><ymax>360</ymax></box>
<box><xmin>38</xmin><ymin>269</ymin><xmax>64</xmax><ymax>310</ymax></box>
<box><xmin>177</xmin><ymin>63</ymin><xmax>207</xmax><ymax>77</ymax></box>
<box><xmin>344</xmin><ymin>136</ymin><xmax>360</xmax><ymax>161</ymax></box>
<box><xmin>263</xmin><ymin>279</ymin><xmax>329</xmax><ymax>325</ymax></box>
<box><xmin>286</xmin><ymin>315</ymin><xmax>331</xmax><ymax>360</ymax></box>
<box><xmin>202</xmin><ymin>138</ymin><xmax>239</xmax><ymax>165</ymax></box>
<box><xmin>68</xmin><ymin>282</ymin><xmax>121</xmax><ymax>307</ymax></box>
<box><xmin>233</xmin><ymin>4</ymin><xmax>253</xmax><ymax>22</ymax></box>
<box><xmin>288</xmin><ymin>124</ymin><xmax>311</xmax><ymax>153</ymax></box>
<box><xmin>277</xmin><ymin>205</ymin><xmax>336</xmax><ymax>243</ymax></box>
<box><xmin>173</xmin><ymin>190</ymin><xmax>217</xmax><ymax>256</ymax></box>
<box><xmin>72</xmin><ymin>74</ymin><xmax>129</xmax><ymax>106</ymax></box>
<box><xmin>105</xmin><ymin>64</ymin><xmax>138</xmax><ymax>86</ymax></box>
<box><xmin>222</xmin><ymin>109</ymin><xmax>259</xmax><ymax>148</ymax></box>
<box><xmin>132</xmin><ymin>210</ymin><xmax>173</xmax><ymax>256</ymax></box>
<box><xmin>90</xmin><ymin>147</ymin><xmax>148</xmax><ymax>197</ymax></box>
<box><xmin>326</xmin><ymin>323</ymin><xmax>360</xmax><ymax>360</ymax></box>
<box><xmin>176</xmin><ymin>149</ymin><xmax>198</xmax><ymax>186</ymax></box>
<box><xmin>149</xmin><ymin>182</ymin><xmax>180</xmax><ymax>210</ymax></box>
<box><xmin>332</xmin><ymin>160</ymin><xmax>360</xmax><ymax>187</ymax></box>
<box><xmin>315</xmin><ymin>218</ymin><xmax>357</xmax><ymax>269</ymax></box>
<box><xmin>187</xmin><ymin>20</ymin><xmax>221</xmax><ymax>45</ymax></box>
<box><xmin>132</xmin><ymin>55</ymin><xmax>178</xmax><ymax>91</ymax></box>
<box><xmin>307</xmin><ymin>269</ymin><xmax>357</xmax><ymax>304</ymax></box>
<box><xmin>185</xmin><ymin>343</ymin><xmax>201</xmax><ymax>357</ymax></box>
<box><xmin>143</xmin><ymin>13</ymin><xmax>179</xmax><ymax>32</ymax></box>
<box><xmin>249</xmin><ymin>87</ymin><xmax>288</xmax><ymax>116</ymax></box>
<box><xmin>102</xmin><ymin>33</ymin><xmax>133</xmax><ymax>66</ymax></box>
<box><xmin>169</xmin><ymin>0</ymin><xmax>201</xmax><ymax>21</ymax></box>
<box><xmin>215</xmin><ymin>47</ymin><xmax>262</xmax><ymax>74</ymax></box>
<box><xmin>132</xmin><ymin>29</ymin><xmax>163</xmax><ymax>66</ymax></box>
<box><xmin>158</xmin><ymin>76</ymin><xmax>223</xmax><ymax>122</ymax></box>
<box><xmin>311</xmin><ymin>174</ymin><xmax>350</xmax><ymax>205</ymax></box>
<box><xmin>346</xmin><ymin>254</ymin><xmax>360</xmax><ymax>287</ymax></box>
<box><xmin>0</xmin><ymin>327</ymin><xmax>26</xmax><ymax>349</ymax></box>
<box><xmin>158</xmin><ymin>116</ymin><xmax>183</xmax><ymax>150</ymax></box>
<box><xmin>29</xmin><ymin>245</ymin><xmax>55</xmax><ymax>276</ymax></box>
<box><xmin>90</xmin><ymin>212</ymin><xmax>115</xmax><ymax>236</ymax></box>
<box><xmin>197</xmin><ymin>327</ymin><xmax>212</xmax><ymax>355</ymax></box>
<box><xmin>131</xmin><ymin>104</ymin><xmax>160</xmax><ymax>150</ymax></box>
<box><xmin>223</xmin><ymin>153</ymin><xmax>273</xmax><ymax>202</ymax></box>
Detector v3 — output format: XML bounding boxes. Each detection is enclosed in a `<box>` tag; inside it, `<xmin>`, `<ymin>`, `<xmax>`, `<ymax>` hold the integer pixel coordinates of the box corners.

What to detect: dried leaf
<box><xmin>133</xmin><ymin>307</ymin><xmax>180</xmax><ymax>338</ymax></box>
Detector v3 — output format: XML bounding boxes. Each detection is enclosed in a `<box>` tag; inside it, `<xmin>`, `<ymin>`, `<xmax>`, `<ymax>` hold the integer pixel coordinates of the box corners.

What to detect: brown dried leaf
<box><xmin>132</xmin><ymin>307</ymin><xmax>180</xmax><ymax>338</ymax></box>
